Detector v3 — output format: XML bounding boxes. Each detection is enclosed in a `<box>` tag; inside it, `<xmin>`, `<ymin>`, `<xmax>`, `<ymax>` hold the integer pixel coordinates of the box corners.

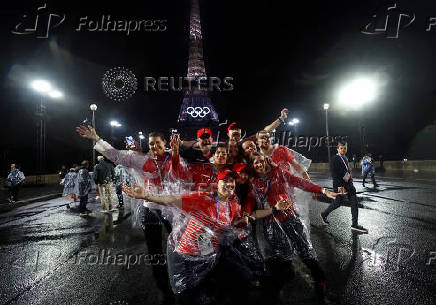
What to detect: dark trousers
<box><xmin>79</xmin><ymin>194</ymin><xmax>88</xmax><ymax>213</ymax></box>
<box><xmin>323</xmin><ymin>182</ymin><xmax>359</xmax><ymax>226</ymax></box>
<box><xmin>7</xmin><ymin>185</ymin><xmax>20</xmax><ymax>201</ymax></box>
<box><xmin>170</xmin><ymin>246</ymin><xmax>257</xmax><ymax>305</ymax></box>
<box><xmin>362</xmin><ymin>168</ymin><xmax>377</xmax><ymax>186</ymax></box>
<box><xmin>142</xmin><ymin>208</ymin><xmax>173</xmax><ymax>296</ymax></box>
<box><xmin>115</xmin><ymin>184</ymin><xmax>123</xmax><ymax>206</ymax></box>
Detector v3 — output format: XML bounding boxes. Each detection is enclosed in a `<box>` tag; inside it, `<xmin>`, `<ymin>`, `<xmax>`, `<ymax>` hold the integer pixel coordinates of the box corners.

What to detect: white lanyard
<box><xmin>337</xmin><ymin>153</ymin><xmax>349</xmax><ymax>172</ymax></box>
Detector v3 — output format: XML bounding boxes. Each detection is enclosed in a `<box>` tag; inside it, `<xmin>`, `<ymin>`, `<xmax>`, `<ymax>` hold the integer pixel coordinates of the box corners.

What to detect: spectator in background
<box><xmin>78</xmin><ymin>160</ymin><xmax>92</xmax><ymax>217</ymax></box>
<box><xmin>378</xmin><ymin>154</ymin><xmax>384</xmax><ymax>170</ymax></box>
<box><xmin>58</xmin><ymin>165</ymin><xmax>67</xmax><ymax>180</ymax></box>
<box><xmin>361</xmin><ymin>153</ymin><xmax>378</xmax><ymax>188</ymax></box>
<box><xmin>5</xmin><ymin>164</ymin><xmax>25</xmax><ymax>203</ymax></box>
<box><xmin>94</xmin><ymin>155</ymin><xmax>116</xmax><ymax>213</ymax></box>
<box><xmin>114</xmin><ymin>164</ymin><xmax>131</xmax><ymax>209</ymax></box>
<box><xmin>352</xmin><ymin>154</ymin><xmax>357</xmax><ymax>169</ymax></box>
<box><xmin>61</xmin><ymin>167</ymin><xmax>79</xmax><ymax>208</ymax></box>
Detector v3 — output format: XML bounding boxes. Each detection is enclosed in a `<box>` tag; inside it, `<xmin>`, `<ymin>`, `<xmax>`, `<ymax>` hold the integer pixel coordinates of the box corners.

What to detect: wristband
<box><xmin>322</xmin><ymin>188</ymin><xmax>326</xmax><ymax>194</ymax></box>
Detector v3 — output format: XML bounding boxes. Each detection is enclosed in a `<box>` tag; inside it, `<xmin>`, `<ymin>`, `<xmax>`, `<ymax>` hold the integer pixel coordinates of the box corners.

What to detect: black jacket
<box><xmin>331</xmin><ymin>154</ymin><xmax>353</xmax><ymax>190</ymax></box>
<box><xmin>93</xmin><ymin>160</ymin><xmax>115</xmax><ymax>184</ymax></box>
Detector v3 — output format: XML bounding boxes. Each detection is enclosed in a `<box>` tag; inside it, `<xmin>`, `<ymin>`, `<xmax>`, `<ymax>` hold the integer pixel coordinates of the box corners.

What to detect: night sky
<box><xmin>1</xmin><ymin>0</ymin><xmax>436</xmax><ymax>175</ymax></box>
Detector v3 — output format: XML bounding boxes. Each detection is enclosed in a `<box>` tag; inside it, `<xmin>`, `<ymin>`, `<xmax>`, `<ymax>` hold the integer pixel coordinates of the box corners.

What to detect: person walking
<box><xmin>61</xmin><ymin>167</ymin><xmax>79</xmax><ymax>208</ymax></box>
<box><xmin>361</xmin><ymin>153</ymin><xmax>378</xmax><ymax>188</ymax></box>
<box><xmin>77</xmin><ymin>160</ymin><xmax>92</xmax><ymax>217</ymax></box>
<box><xmin>320</xmin><ymin>141</ymin><xmax>369</xmax><ymax>233</ymax></box>
<box><xmin>5</xmin><ymin>164</ymin><xmax>25</xmax><ymax>203</ymax></box>
<box><xmin>93</xmin><ymin>156</ymin><xmax>116</xmax><ymax>213</ymax></box>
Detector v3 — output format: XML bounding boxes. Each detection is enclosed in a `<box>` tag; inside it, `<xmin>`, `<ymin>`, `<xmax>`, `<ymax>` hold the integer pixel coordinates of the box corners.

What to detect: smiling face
<box><xmin>198</xmin><ymin>134</ymin><xmax>212</xmax><ymax>150</ymax></box>
<box><xmin>253</xmin><ymin>155</ymin><xmax>267</xmax><ymax>175</ymax></box>
<box><xmin>228</xmin><ymin>128</ymin><xmax>241</xmax><ymax>142</ymax></box>
<box><xmin>213</xmin><ymin>146</ymin><xmax>228</xmax><ymax>165</ymax></box>
<box><xmin>256</xmin><ymin>131</ymin><xmax>271</xmax><ymax>150</ymax></box>
<box><xmin>218</xmin><ymin>177</ymin><xmax>235</xmax><ymax>197</ymax></box>
<box><xmin>149</xmin><ymin>136</ymin><xmax>166</xmax><ymax>156</ymax></box>
<box><xmin>242</xmin><ymin>140</ymin><xmax>257</xmax><ymax>157</ymax></box>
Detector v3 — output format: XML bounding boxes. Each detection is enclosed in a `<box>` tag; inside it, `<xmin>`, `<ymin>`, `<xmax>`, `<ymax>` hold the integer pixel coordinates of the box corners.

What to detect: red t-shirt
<box><xmin>242</xmin><ymin>166</ymin><xmax>321</xmax><ymax>222</ymax></box>
<box><xmin>177</xmin><ymin>192</ymin><xmax>241</xmax><ymax>256</ymax></box>
<box><xmin>142</xmin><ymin>152</ymin><xmax>186</xmax><ymax>190</ymax></box>
<box><xmin>270</xmin><ymin>145</ymin><xmax>295</xmax><ymax>171</ymax></box>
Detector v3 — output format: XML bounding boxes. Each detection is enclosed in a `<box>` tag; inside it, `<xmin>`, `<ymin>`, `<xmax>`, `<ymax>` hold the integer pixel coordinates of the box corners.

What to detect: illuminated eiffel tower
<box><xmin>177</xmin><ymin>0</ymin><xmax>219</xmax><ymax>130</ymax></box>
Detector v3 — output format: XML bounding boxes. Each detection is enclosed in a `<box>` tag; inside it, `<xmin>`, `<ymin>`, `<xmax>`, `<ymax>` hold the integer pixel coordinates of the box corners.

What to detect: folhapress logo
<box><xmin>361</xmin><ymin>3</ymin><xmax>415</xmax><ymax>38</ymax></box>
<box><xmin>11</xmin><ymin>3</ymin><xmax>65</xmax><ymax>38</ymax></box>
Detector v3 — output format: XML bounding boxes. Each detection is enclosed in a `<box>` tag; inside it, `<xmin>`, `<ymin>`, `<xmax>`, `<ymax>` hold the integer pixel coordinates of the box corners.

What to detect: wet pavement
<box><xmin>0</xmin><ymin>173</ymin><xmax>435</xmax><ymax>305</ymax></box>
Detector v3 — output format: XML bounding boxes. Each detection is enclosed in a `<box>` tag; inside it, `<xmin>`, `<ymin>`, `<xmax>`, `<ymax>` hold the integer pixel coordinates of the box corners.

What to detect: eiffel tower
<box><xmin>177</xmin><ymin>0</ymin><xmax>219</xmax><ymax>136</ymax></box>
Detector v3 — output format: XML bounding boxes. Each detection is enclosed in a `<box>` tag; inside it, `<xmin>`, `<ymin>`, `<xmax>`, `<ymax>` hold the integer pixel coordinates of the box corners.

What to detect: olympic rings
<box><xmin>186</xmin><ymin>106</ymin><xmax>211</xmax><ymax>118</ymax></box>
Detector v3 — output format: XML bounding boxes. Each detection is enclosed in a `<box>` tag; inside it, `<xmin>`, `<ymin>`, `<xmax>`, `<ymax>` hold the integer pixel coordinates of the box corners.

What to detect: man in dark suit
<box><xmin>320</xmin><ymin>141</ymin><xmax>368</xmax><ymax>233</ymax></box>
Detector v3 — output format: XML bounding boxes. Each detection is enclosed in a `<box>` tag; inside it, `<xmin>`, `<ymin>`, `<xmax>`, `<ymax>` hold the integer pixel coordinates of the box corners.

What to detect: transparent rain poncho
<box><xmin>139</xmin><ymin>190</ymin><xmax>262</xmax><ymax>294</ymax></box>
<box><xmin>247</xmin><ymin>152</ymin><xmax>318</xmax><ymax>263</ymax></box>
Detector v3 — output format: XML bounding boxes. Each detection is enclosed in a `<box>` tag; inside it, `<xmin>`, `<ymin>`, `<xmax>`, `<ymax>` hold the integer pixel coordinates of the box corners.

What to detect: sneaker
<box><xmin>362</xmin><ymin>183</ymin><xmax>366</xmax><ymax>188</ymax></box>
<box><xmin>320</xmin><ymin>212</ymin><xmax>329</xmax><ymax>225</ymax></box>
<box><xmin>351</xmin><ymin>225</ymin><xmax>368</xmax><ymax>233</ymax></box>
<box><xmin>79</xmin><ymin>212</ymin><xmax>88</xmax><ymax>217</ymax></box>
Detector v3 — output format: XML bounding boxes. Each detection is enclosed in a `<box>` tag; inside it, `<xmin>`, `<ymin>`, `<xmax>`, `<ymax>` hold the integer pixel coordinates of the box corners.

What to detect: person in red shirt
<box><xmin>189</xmin><ymin>143</ymin><xmax>230</xmax><ymax>191</ymax></box>
<box><xmin>256</xmin><ymin>129</ymin><xmax>310</xmax><ymax>179</ymax></box>
<box><xmin>122</xmin><ymin>169</ymin><xmax>252</xmax><ymax>303</ymax></box>
<box><xmin>243</xmin><ymin>152</ymin><xmax>338</xmax><ymax>303</ymax></box>
<box><xmin>76</xmin><ymin>125</ymin><xmax>187</xmax><ymax>301</ymax></box>
<box><xmin>180</xmin><ymin>127</ymin><xmax>214</xmax><ymax>163</ymax></box>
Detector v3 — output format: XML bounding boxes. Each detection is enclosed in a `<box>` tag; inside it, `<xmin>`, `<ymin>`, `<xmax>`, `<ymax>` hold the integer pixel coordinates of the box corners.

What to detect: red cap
<box><xmin>216</xmin><ymin>169</ymin><xmax>238</xmax><ymax>182</ymax></box>
<box><xmin>197</xmin><ymin>128</ymin><xmax>213</xmax><ymax>139</ymax></box>
<box><xmin>228</xmin><ymin>122</ymin><xmax>241</xmax><ymax>132</ymax></box>
<box><xmin>232</xmin><ymin>163</ymin><xmax>247</xmax><ymax>173</ymax></box>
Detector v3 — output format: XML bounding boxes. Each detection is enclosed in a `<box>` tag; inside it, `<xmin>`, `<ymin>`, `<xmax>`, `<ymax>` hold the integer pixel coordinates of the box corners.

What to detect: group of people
<box><xmin>75</xmin><ymin>108</ymin><xmax>369</xmax><ymax>305</ymax></box>
<box><xmin>60</xmin><ymin>157</ymin><xmax>129</xmax><ymax>216</ymax></box>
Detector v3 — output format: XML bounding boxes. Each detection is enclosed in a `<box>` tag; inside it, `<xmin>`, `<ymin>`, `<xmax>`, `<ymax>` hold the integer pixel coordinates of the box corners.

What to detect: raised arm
<box><xmin>283</xmin><ymin>170</ymin><xmax>339</xmax><ymax>199</ymax></box>
<box><xmin>264</xmin><ymin>108</ymin><xmax>288</xmax><ymax>133</ymax></box>
<box><xmin>122</xmin><ymin>184</ymin><xmax>182</xmax><ymax>209</ymax></box>
<box><xmin>76</xmin><ymin>125</ymin><xmax>146</xmax><ymax>170</ymax></box>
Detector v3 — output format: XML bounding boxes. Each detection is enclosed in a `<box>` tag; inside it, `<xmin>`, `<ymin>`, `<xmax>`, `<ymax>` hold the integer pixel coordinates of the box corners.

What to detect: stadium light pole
<box><xmin>323</xmin><ymin>103</ymin><xmax>331</xmax><ymax>165</ymax></box>
<box><xmin>90</xmin><ymin>104</ymin><xmax>98</xmax><ymax>168</ymax></box>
